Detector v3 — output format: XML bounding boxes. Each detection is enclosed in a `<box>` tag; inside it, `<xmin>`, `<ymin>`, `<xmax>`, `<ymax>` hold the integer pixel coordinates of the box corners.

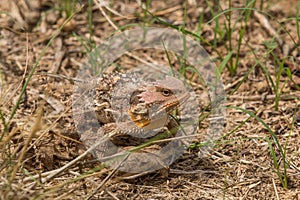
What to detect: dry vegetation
<box><xmin>0</xmin><ymin>0</ymin><xmax>299</xmax><ymax>199</ymax></box>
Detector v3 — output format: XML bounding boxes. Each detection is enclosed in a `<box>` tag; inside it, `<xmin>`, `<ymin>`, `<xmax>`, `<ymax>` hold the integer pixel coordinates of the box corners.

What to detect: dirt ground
<box><xmin>0</xmin><ymin>0</ymin><xmax>299</xmax><ymax>199</ymax></box>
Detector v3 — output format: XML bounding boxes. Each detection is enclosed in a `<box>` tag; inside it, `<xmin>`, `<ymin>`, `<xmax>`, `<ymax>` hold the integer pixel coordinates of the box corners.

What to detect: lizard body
<box><xmin>75</xmin><ymin>72</ymin><xmax>190</xmax><ymax>161</ymax></box>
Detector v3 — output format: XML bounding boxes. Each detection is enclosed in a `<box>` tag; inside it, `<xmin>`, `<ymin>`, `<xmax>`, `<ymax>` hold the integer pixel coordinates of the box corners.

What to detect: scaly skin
<box><xmin>129</xmin><ymin>76</ymin><xmax>190</xmax><ymax>129</ymax></box>
<box><xmin>75</xmin><ymin>73</ymin><xmax>190</xmax><ymax>160</ymax></box>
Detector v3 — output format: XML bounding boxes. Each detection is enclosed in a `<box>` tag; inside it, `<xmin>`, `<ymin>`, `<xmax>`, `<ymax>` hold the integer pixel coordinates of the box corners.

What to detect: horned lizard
<box><xmin>73</xmin><ymin>71</ymin><xmax>190</xmax><ymax>172</ymax></box>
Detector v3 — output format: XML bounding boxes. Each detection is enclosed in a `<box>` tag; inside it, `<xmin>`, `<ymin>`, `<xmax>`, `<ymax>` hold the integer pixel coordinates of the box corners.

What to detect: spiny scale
<box><xmin>79</xmin><ymin>72</ymin><xmax>190</xmax><ymax>158</ymax></box>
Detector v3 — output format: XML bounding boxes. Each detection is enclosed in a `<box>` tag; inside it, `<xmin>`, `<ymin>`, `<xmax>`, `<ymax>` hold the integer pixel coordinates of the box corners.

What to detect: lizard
<box><xmin>73</xmin><ymin>72</ymin><xmax>191</xmax><ymax>169</ymax></box>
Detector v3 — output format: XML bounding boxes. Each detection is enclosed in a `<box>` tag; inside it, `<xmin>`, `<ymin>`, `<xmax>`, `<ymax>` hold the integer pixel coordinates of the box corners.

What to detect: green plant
<box><xmin>259</xmin><ymin>39</ymin><xmax>288</xmax><ymax>111</ymax></box>
<box><xmin>59</xmin><ymin>0</ymin><xmax>78</xmax><ymax>18</ymax></box>
<box><xmin>72</xmin><ymin>0</ymin><xmax>95</xmax><ymax>53</ymax></box>
<box><xmin>205</xmin><ymin>0</ymin><xmax>256</xmax><ymax>76</ymax></box>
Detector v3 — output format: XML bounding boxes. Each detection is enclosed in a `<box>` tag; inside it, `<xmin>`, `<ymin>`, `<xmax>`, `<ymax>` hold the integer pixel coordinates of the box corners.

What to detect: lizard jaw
<box><xmin>128</xmin><ymin>80</ymin><xmax>190</xmax><ymax>129</ymax></box>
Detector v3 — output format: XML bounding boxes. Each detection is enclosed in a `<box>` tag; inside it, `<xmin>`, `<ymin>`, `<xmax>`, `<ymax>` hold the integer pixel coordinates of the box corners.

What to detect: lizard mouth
<box><xmin>128</xmin><ymin>91</ymin><xmax>190</xmax><ymax>129</ymax></box>
<box><xmin>160</xmin><ymin>91</ymin><xmax>190</xmax><ymax>114</ymax></box>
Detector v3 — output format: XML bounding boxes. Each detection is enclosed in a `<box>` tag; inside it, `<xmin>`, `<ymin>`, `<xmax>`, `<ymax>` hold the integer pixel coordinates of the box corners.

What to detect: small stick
<box><xmin>228</xmin><ymin>93</ymin><xmax>300</xmax><ymax>101</ymax></box>
<box><xmin>253</xmin><ymin>11</ymin><xmax>283</xmax><ymax>45</ymax></box>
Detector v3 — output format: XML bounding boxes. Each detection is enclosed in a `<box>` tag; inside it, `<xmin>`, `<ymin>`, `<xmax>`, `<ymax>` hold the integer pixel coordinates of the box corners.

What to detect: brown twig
<box><xmin>253</xmin><ymin>11</ymin><xmax>283</xmax><ymax>46</ymax></box>
<box><xmin>228</xmin><ymin>92</ymin><xmax>300</xmax><ymax>101</ymax></box>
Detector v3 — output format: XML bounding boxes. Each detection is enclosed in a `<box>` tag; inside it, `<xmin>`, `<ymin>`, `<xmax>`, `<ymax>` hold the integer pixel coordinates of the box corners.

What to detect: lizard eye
<box><xmin>161</xmin><ymin>89</ymin><xmax>171</xmax><ymax>96</ymax></box>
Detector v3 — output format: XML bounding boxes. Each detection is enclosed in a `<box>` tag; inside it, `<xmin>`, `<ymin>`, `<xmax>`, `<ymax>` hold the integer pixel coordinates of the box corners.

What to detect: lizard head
<box><xmin>128</xmin><ymin>76</ymin><xmax>190</xmax><ymax>128</ymax></box>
